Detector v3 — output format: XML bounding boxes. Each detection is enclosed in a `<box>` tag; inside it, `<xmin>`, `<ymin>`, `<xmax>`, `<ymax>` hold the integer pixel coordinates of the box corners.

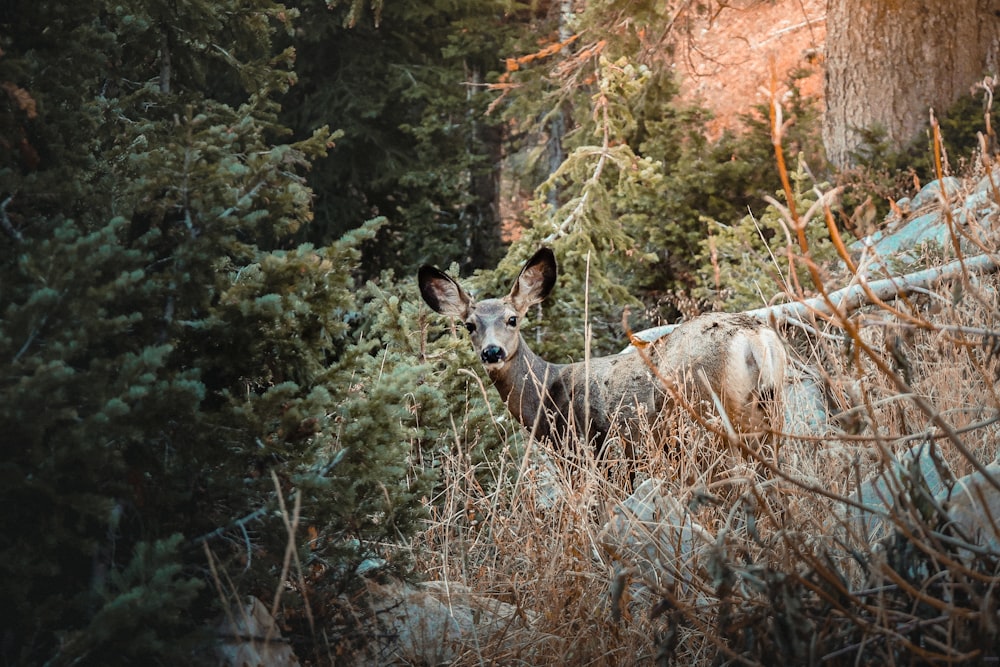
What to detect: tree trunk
<box><xmin>824</xmin><ymin>0</ymin><xmax>1000</xmax><ymax>168</ymax></box>
<box><xmin>463</xmin><ymin>63</ymin><xmax>503</xmax><ymax>272</ymax></box>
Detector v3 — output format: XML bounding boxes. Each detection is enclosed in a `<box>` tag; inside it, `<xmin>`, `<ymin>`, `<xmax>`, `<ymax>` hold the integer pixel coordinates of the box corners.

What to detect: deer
<box><xmin>418</xmin><ymin>247</ymin><xmax>787</xmax><ymax>470</ymax></box>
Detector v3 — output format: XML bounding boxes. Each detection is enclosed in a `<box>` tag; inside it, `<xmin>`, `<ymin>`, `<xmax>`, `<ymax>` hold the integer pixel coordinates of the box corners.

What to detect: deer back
<box><xmin>647</xmin><ymin>311</ymin><xmax>786</xmax><ymax>432</ymax></box>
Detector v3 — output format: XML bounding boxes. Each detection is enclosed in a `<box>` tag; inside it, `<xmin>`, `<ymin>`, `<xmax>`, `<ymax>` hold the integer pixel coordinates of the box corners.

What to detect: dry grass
<box><xmin>405</xmin><ymin>122</ymin><xmax>1000</xmax><ymax>664</ymax></box>
<box><xmin>205</xmin><ymin>81</ymin><xmax>1000</xmax><ymax>667</ymax></box>
<box><xmin>406</xmin><ymin>252</ymin><xmax>1000</xmax><ymax>664</ymax></box>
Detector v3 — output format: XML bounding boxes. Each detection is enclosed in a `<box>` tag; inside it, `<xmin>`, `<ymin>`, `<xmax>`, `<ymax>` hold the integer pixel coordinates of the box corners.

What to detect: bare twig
<box><xmin>1</xmin><ymin>195</ymin><xmax>23</xmax><ymax>243</ymax></box>
<box><xmin>192</xmin><ymin>504</ymin><xmax>271</xmax><ymax>547</ymax></box>
<box><xmin>268</xmin><ymin>470</ymin><xmax>315</xmax><ymax>644</ymax></box>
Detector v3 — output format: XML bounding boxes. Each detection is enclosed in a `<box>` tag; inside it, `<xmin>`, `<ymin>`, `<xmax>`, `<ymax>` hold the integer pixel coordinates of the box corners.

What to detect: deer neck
<box><xmin>487</xmin><ymin>336</ymin><xmax>563</xmax><ymax>437</ymax></box>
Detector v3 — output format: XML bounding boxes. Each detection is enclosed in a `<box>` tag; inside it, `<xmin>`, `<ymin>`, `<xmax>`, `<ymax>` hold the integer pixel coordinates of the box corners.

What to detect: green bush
<box><xmin>618</xmin><ymin>68</ymin><xmax>826</xmax><ymax>312</ymax></box>
<box><xmin>0</xmin><ymin>4</ymin><xmax>436</xmax><ymax>663</ymax></box>
<box><xmin>692</xmin><ymin>160</ymin><xmax>838</xmax><ymax>310</ymax></box>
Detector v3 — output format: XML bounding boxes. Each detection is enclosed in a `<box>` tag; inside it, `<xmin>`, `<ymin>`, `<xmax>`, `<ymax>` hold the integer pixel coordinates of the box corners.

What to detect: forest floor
<box><xmin>673</xmin><ymin>0</ymin><xmax>826</xmax><ymax>138</ymax></box>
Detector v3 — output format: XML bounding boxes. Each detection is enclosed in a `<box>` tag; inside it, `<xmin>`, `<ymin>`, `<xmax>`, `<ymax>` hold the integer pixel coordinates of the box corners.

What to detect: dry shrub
<box><xmin>410</xmin><ymin>252</ymin><xmax>999</xmax><ymax>664</ymax></box>
<box><xmin>409</xmin><ymin>157</ymin><xmax>1000</xmax><ymax>665</ymax></box>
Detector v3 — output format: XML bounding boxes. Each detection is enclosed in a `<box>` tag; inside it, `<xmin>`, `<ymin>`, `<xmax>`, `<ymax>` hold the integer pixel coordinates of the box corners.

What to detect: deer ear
<box><xmin>418</xmin><ymin>266</ymin><xmax>473</xmax><ymax>319</ymax></box>
<box><xmin>509</xmin><ymin>247</ymin><xmax>557</xmax><ymax>312</ymax></box>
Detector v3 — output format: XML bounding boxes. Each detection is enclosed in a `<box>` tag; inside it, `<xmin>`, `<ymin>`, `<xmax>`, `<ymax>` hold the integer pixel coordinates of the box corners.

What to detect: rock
<box><xmin>783</xmin><ymin>363</ymin><xmax>830</xmax><ymax>435</ymax></box>
<box><xmin>350</xmin><ymin>579</ymin><xmax>540</xmax><ymax>665</ymax></box>
<box><xmin>852</xmin><ymin>443</ymin><xmax>951</xmax><ymax>541</ymax></box>
<box><xmin>943</xmin><ymin>461</ymin><xmax>1000</xmax><ymax>553</ymax></box>
<box><xmin>216</xmin><ymin>596</ymin><xmax>301</xmax><ymax>667</ymax></box>
<box><xmin>599</xmin><ymin>479</ymin><xmax>712</xmax><ymax>594</ymax></box>
<box><xmin>355</xmin><ymin>557</ymin><xmax>387</xmax><ymax>576</ymax></box>
<box><xmin>909</xmin><ymin>177</ymin><xmax>962</xmax><ymax>210</ymax></box>
<box><xmin>963</xmin><ymin>190</ymin><xmax>991</xmax><ymax>215</ymax></box>
<box><xmin>855</xmin><ymin>172</ymin><xmax>996</xmax><ymax>265</ymax></box>
<box><xmin>852</xmin><ymin>444</ymin><xmax>1000</xmax><ymax>555</ymax></box>
<box><xmin>861</xmin><ymin>211</ymin><xmax>951</xmax><ymax>262</ymax></box>
<box><xmin>527</xmin><ymin>448</ymin><xmax>566</xmax><ymax>510</ymax></box>
<box><xmin>599</xmin><ymin>479</ymin><xmax>716</xmax><ymax>623</ymax></box>
<box><xmin>974</xmin><ymin>166</ymin><xmax>1000</xmax><ymax>194</ymax></box>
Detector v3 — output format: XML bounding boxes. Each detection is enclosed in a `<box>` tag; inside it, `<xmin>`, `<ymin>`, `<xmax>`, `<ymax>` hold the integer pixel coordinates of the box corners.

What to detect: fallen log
<box><xmin>631</xmin><ymin>253</ymin><xmax>999</xmax><ymax>343</ymax></box>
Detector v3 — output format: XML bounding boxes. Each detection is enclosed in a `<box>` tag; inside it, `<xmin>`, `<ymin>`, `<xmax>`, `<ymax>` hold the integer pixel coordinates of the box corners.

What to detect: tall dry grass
<box><xmin>408</xmin><ymin>249</ymin><xmax>1000</xmax><ymax>665</ymax></box>
<box><xmin>407</xmin><ymin>114</ymin><xmax>1000</xmax><ymax>664</ymax></box>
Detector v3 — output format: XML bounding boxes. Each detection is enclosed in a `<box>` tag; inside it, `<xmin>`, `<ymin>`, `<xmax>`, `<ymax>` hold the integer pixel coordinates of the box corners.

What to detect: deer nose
<box><xmin>481</xmin><ymin>345</ymin><xmax>506</xmax><ymax>364</ymax></box>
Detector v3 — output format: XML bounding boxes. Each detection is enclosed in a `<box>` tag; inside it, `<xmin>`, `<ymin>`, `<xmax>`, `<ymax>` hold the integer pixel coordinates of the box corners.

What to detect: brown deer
<box><xmin>418</xmin><ymin>248</ymin><xmax>787</xmax><ymax>463</ymax></box>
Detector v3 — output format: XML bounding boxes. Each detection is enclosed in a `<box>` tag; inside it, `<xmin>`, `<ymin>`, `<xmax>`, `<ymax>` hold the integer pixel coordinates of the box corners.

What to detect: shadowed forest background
<box><xmin>2</xmin><ymin>0</ymin><xmax>1000</xmax><ymax>664</ymax></box>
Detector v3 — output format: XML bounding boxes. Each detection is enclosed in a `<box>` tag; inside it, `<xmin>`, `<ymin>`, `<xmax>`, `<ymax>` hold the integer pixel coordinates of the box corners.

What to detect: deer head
<box><xmin>418</xmin><ymin>248</ymin><xmax>557</xmax><ymax>371</ymax></box>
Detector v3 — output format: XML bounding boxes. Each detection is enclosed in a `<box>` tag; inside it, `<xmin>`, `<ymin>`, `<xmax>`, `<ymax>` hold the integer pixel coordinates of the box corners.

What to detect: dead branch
<box><xmin>1</xmin><ymin>195</ymin><xmax>23</xmax><ymax>243</ymax></box>
<box><xmin>631</xmin><ymin>253</ymin><xmax>999</xmax><ymax>344</ymax></box>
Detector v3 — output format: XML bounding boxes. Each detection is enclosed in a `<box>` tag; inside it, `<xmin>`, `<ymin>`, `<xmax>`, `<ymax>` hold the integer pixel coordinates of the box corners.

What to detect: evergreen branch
<box><xmin>218</xmin><ymin>181</ymin><xmax>265</xmax><ymax>220</ymax></box>
<box><xmin>543</xmin><ymin>86</ymin><xmax>611</xmax><ymax>244</ymax></box>
<box><xmin>13</xmin><ymin>313</ymin><xmax>47</xmax><ymax>364</ymax></box>
<box><xmin>1</xmin><ymin>195</ymin><xmax>23</xmax><ymax>244</ymax></box>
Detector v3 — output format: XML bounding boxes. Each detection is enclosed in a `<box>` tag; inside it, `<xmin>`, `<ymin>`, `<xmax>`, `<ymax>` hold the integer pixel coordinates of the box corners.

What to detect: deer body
<box><xmin>419</xmin><ymin>249</ymin><xmax>786</xmax><ymax>457</ymax></box>
<box><xmin>485</xmin><ymin>335</ymin><xmax>660</xmax><ymax>447</ymax></box>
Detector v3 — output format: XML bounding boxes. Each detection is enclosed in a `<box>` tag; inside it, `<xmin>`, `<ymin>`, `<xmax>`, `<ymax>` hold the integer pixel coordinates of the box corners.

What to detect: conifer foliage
<box><xmin>281</xmin><ymin>0</ymin><xmax>514</xmax><ymax>276</ymax></box>
<box><xmin>0</xmin><ymin>1</ymin><xmax>430</xmax><ymax>663</ymax></box>
<box><xmin>0</xmin><ymin>0</ymin><xmax>838</xmax><ymax>661</ymax></box>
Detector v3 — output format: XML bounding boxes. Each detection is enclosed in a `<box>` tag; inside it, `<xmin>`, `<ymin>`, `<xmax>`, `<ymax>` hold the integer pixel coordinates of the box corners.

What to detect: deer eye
<box><xmin>464</xmin><ymin>322</ymin><xmax>476</xmax><ymax>334</ymax></box>
<box><xmin>506</xmin><ymin>315</ymin><xmax>518</xmax><ymax>327</ymax></box>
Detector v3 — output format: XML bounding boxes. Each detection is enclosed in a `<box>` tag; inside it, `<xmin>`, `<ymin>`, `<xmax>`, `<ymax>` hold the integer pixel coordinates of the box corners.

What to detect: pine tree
<box><xmin>279</xmin><ymin>0</ymin><xmax>516</xmax><ymax>276</ymax></box>
<box><xmin>1</xmin><ymin>1</ymin><xmax>432</xmax><ymax>662</ymax></box>
<box><xmin>493</xmin><ymin>3</ymin><xmax>824</xmax><ymax>328</ymax></box>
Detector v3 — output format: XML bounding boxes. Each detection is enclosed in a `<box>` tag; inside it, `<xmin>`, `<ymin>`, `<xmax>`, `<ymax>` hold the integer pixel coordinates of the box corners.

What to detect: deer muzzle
<box><xmin>481</xmin><ymin>345</ymin><xmax>506</xmax><ymax>365</ymax></box>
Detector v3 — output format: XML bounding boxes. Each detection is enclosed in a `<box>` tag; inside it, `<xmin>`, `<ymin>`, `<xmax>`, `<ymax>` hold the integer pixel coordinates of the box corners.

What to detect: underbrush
<box><xmin>241</xmin><ymin>88</ymin><xmax>1000</xmax><ymax>667</ymax></box>
<box><xmin>406</xmin><ymin>248</ymin><xmax>999</xmax><ymax>664</ymax></box>
<box><xmin>404</xmin><ymin>126</ymin><xmax>1000</xmax><ymax>663</ymax></box>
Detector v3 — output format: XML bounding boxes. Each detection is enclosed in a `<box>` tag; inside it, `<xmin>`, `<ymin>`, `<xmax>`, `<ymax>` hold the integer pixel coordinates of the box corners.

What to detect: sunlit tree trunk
<box><xmin>824</xmin><ymin>0</ymin><xmax>1000</xmax><ymax>168</ymax></box>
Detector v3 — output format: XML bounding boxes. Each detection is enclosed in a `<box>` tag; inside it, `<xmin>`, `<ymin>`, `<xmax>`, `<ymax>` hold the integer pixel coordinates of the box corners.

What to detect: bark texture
<box><xmin>824</xmin><ymin>0</ymin><xmax>1000</xmax><ymax>168</ymax></box>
